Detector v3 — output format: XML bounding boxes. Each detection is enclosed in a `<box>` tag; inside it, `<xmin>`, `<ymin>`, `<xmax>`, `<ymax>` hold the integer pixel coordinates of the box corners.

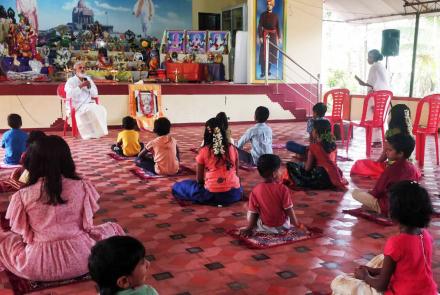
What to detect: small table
<box><xmin>166</xmin><ymin>63</ymin><xmax>206</xmax><ymax>82</ymax></box>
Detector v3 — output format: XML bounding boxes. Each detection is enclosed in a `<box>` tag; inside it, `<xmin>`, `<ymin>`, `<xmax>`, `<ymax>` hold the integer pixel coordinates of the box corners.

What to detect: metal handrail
<box><xmin>264</xmin><ymin>34</ymin><xmax>321</xmax><ymax>115</ymax></box>
<box><xmin>267</xmin><ymin>40</ymin><xmax>319</xmax><ymax>82</ymax></box>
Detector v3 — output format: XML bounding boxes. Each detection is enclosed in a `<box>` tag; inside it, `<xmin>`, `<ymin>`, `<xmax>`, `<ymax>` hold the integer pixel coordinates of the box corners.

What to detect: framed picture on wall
<box><xmin>208</xmin><ymin>31</ymin><xmax>229</xmax><ymax>54</ymax></box>
<box><xmin>166</xmin><ymin>30</ymin><xmax>186</xmax><ymax>53</ymax></box>
<box><xmin>254</xmin><ymin>0</ymin><xmax>286</xmax><ymax>82</ymax></box>
<box><xmin>186</xmin><ymin>31</ymin><xmax>207</xmax><ymax>54</ymax></box>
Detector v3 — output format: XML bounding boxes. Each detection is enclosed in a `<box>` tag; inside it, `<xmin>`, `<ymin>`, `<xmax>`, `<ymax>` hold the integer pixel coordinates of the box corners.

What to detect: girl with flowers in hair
<box><xmin>351</xmin><ymin>104</ymin><xmax>420</xmax><ymax>179</ymax></box>
<box><xmin>285</xmin><ymin>120</ymin><xmax>348</xmax><ymax>190</ymax></box>
<box><xmin>172</xmin><ymin>118</ymin><xmax>242</xmax><ymax>205</ymax></box>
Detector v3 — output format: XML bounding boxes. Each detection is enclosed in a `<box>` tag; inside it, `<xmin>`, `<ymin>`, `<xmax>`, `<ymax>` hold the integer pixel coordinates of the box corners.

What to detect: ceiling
<box><xmin>323</xmin><ymin>0</ymin><xmax>440</xmax><ymax>23</ymax></box>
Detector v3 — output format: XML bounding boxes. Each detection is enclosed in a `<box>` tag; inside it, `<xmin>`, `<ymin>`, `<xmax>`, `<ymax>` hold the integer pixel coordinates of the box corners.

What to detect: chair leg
<box><xmin>63</xmin><ymin>117</ymin><xmax>67</xmax><ymax>136</ymax></box>
<box><xmin>419</xmin><ymin>134</ymin><xmax>426</xmax><ymax>167</ymax></box>
<box><xmin>381</xmin><ymin>127</ymin><xmax>385</xmax><ymax>145</ymax></box>
<box><xmin>366</xmin><ymin>127</ymin><xmax>372</xmax><ymax>157</ymax></box>
<box><xmin>346</xmin><ymin>124</ymin><xmax>353</xmax><ymax>153</ymax></box>
<box><xmin>340</xmin><ymin>120</ymin><xmax>345</xmax><ymax>146</ymax></box>
<box><xmin>71</xmin><ymin>109</ymin><xmax>77</xmax><ymax>137</ymax></box>
<box><xmin>435</xmin><ymin>133</ymin><xmax>439</xmax><ymax>165</ymax></box>
<box><xmin>415</xmin><ymin>133</ymin><xmax>419</xmax><ymax>160</ymax></box>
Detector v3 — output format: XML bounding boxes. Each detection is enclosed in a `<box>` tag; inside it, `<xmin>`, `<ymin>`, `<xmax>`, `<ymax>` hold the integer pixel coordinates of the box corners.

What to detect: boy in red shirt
<box><xmin>352</xmin><ymin>133</ymin><xmax>420</xmax><ymax>216</ymax></box>
<box><xmin>240</xmin><ymin>154</ymin><xmax>302</xmax><ymax>236</ymax></box>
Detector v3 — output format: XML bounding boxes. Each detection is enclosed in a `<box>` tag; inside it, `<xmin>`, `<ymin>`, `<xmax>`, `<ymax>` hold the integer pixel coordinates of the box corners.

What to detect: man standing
<box><xmin>258</xmin><ymin>0</ymin><xmax>280</xmax><ymax>78</ymax></box>
<box><xmin>65</xmin><ymin>61</ymin><xmax>108</xmax><ymax>139</ymax></box>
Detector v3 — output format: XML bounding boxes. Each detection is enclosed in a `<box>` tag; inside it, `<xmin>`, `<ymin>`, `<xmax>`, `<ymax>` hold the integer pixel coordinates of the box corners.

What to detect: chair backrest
<box><xmin>56</xmin><ymin>83</ymin><xmax>66</xmax><ymax>99</ymax></box>
<box><xmin>413</xmin><ymin>94</ymin><xmax>440</xmax><ymax>133</ymax></box>
<box><xmin>360</xmin><ymin>90</ymin><xmax>393</xmax><ymax>126</ymax></box>
<box><xmin>323</xmin><ymin>88</ymin><xmax>349</xmax><ymax>119</ymax></box>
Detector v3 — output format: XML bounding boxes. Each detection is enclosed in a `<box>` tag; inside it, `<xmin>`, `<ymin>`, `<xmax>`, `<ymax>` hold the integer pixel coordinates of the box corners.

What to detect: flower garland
<box><xmin>212</xmin><ymin>127</ymin><xmax>225</xmax><ymax>157</ymax></box>
<box><xmin>319</xmin><ymin>131</ymin><xmax>335</xmax><ymax>143</ymax></box>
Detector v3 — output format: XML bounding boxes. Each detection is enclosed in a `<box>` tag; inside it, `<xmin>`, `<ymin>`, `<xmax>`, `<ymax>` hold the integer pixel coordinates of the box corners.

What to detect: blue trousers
<box><xmin>286</xmin><ymin>141</ymin><xmax>307</xmax><ymax>155</ymax></box>
<box><xmin>172</xmin><ymin>180</ymin><xmax>242</xmax><ymax>206</ymax></box>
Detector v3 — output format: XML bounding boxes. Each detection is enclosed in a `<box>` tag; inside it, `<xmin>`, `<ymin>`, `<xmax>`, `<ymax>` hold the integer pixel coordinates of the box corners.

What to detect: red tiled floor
<box><xmin>0</xmin><ymin>122</ymin><xmax>439</xmax><ymax>295</ymax></box>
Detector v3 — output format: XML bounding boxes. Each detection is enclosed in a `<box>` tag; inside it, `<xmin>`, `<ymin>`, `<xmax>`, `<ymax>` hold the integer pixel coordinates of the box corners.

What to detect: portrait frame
<box><xmin>253</xmin><ymin>0</ymin><xmax>286</xmax><ymax>82</ymax></box>
<box><xmin>207</xmin><ymin>31</ymin><xmax>229</xmax><ymax>54</ymax></box>
<box><xmin>186</xmin><ymin>30</ymin><xmax>207</xmax><ymax>54</ymax></box>
<box><xmin>166</xmin><ymin>30</ymin><xmax>186</xmax><ymax>54</ymax></box>
<box><xmin>128</xmin><ymin>84</ymin><xmax>163</xmax><ymax>131</ymax></box>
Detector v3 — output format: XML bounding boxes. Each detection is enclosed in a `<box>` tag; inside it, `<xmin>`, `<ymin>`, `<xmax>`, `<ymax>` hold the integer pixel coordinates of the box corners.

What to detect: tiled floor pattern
<box><xmin>0</xmin><ymin>122</ymin><xmax>439</xmax><ymax>295</ymax></box>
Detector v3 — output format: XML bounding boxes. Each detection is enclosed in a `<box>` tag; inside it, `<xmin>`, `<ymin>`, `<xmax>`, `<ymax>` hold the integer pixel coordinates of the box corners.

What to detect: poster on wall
<box><xmin>186</xmin><ymin>31</ymin><xmax>207</xmax><ymax>54</ymax></box>
<box><xmin>208</xmin><ymin>31</ymin><xmax>229</xmax><ymax>54</ymax></box>
<box><xmin>1</xmin><ymin>0</ymin><xmax>192</xmax><ymax>40</ymax></box>
<box><xmin>254</xmin><ymin>0</ymin><xmax>285</xmax><ymax>81</ymax></box>
<box><xmin>166</xmin><ymin>30</ymin><xmax>185</xmax><ymax>53</ymax></box>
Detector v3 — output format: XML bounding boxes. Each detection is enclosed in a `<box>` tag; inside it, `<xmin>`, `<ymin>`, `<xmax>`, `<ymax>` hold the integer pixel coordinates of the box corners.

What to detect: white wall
<box><xmin>0</xmin><ymin>94</ymin><xmax>293</xmax><ymax>129</ymax></box>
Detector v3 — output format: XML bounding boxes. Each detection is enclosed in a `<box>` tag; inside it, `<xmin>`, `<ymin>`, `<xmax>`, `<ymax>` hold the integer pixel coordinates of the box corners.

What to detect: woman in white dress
<box><xmin>355</xmin><ymin>49</ymin><xmax>391</xmax><ymax>147</ymax></box>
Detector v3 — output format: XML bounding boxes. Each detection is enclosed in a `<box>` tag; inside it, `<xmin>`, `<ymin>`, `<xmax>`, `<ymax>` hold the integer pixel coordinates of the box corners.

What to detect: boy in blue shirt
<box><xmin>1</xmin><ymin>114</ymin><xmax>28</xmax><ymax>165</ymax></box>
<box><xmin>286</xmin><ymin>102</ymin><xmax>329</xmax><ymax>155</ymax></box>
<box><xmin>237</xmin><ymin>106</ymin><xmax>273</xmax><ymax>165</ymax></box>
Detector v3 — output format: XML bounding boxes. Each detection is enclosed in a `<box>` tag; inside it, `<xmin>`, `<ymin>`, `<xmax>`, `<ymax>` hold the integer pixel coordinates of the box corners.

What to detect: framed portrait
<box><xmin>186</xmin><ymin>31</ymin><xmax>207</xmax><ymax>54</ymax></box>
<box><xmin>208</xmin><ymin>31</ymin><xmax>229</xmax><ymax>54</ymax></box>
<box><xmin>254</xmin><ymin>0</ymin><xmax>286</xmax><ymax>81</ymax></box>
<box><xmin>166</xmin><ymin>30</ymin><xmax>186</xmax><ymax>54</ymax></box>
<box><xmin>128</xmin><ymin>84</ymin><xmax>163</xmax><ymax>131</ymax></box>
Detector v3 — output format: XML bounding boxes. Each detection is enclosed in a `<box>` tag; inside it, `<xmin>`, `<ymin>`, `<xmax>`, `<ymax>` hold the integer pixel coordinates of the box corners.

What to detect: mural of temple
<box><xmin>72</xmin><ymin>0</ymin><xmax>94</xmax><ymax>30</ymax></box>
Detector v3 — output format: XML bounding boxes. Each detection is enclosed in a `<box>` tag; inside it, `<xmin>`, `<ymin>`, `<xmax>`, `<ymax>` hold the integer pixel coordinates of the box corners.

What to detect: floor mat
<box><xmin>5</xmin><ymin>271</ymin><xmax>91</xmax><ymax>295</ymax></box>
<box><xmin>227</xmin><ymin>226</ymin><xmax>323</xmax><ymax>249</ymax></box>
<box><xmin>130</xmin><ymin>166</ymin><xmax>195</xmax><ymax>180</ymax></box>
<box><xmin>342</xmin><ymin>208</ymin><xmax>394</xmax><ymax>226</ymax></box>
<box><xmin>107</xmin><ymin>153</ymin><xmax>136</xmax><ymax>161</ymax></box>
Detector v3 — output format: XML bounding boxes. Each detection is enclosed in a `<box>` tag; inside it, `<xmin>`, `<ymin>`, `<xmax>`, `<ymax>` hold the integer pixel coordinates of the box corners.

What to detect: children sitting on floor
<box><xmin>135</xmin><ymin>117</ymin><xmax>179</xmax><ymax>175</ymax></box>
<box><xmin>216</xmin><ymin>112</ymin><xmax>234</xmax><ymax>144</ymax></box>
<box><xmin>1</xmin><ymin>113</ymin><xmax>28</xmax><ymax>165</ymax></box>
<box><xmin>112</xmin><ymin>116</ymin><xmax>144</xmax><ymax>157</ymax></box>
<box><xmin>237</xmin><ymin>106</ymin><xmax>272</xmax><ymax>165</ymax></box>
<box><xmin>286</xmin><ymin>102</ymin><xmax>329</xmax><ymax>156</ymax></box>
<box><xmin>352</xmin><ymin>133</ymin><xmax>420</xmax><ymax>216</ymax></box>
<box><xmin>0</xmin><ymin>130</ymin><xmax>46</xmax><ymax>193</ymax></box>
<box><xmin>240</xmin><ymin>154</ymin><xmax>303</xmax><ymax>237</ymax></box>
<box><xmin>89</xmin><ymin>236</ymin><xmax>159</xmax><ymax>295</ymax></box>
<box><xmin>0</xmin><ymin>135</ymin><xmax>124</xmax><ymax>281</ymax></box>
<box><xmin>172</xmin><ymin>117</ymin><xmax>242</xmax><ymax>206</ymax></box>
<box><xmin>351</xmin><ymin>104</ymin><xmax>417</xmax><ymax>178</ymax></box>
<box><xmin>331</xmin><ymin>181</ymin><xmax>437</xmax><ymax>295</ymax></box>
<box><xmin>285</xmin><ymin>120</ymin><xmax>348</xmax><ymax>190</ymax></box>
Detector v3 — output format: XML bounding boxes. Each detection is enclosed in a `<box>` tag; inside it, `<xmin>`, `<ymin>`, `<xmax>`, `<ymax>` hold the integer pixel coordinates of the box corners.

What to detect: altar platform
<box><xmin>0</xmin><ymin>81</ymin><xmax>320</xmax><ymax>131</ymax></box>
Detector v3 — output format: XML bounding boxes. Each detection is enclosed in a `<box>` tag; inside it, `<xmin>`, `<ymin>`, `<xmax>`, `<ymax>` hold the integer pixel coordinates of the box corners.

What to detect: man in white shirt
<box><xmin>65</xmin><ymin>61</ymin><xmax>108</xmax><ymax>139</ymax></box>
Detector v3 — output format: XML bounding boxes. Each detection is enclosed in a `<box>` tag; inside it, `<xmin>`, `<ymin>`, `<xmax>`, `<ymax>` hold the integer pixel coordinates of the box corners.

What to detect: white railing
<box><xmin>264</xmin><ymin>34</ymin><xmax>321</xmax><ymax>114</ymax></box>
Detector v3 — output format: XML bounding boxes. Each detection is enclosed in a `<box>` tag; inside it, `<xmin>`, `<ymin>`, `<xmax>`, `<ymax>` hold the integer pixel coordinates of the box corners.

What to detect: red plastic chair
<box><xmin>323</xmin><ymin>88</ymin><xmax>350</xmax><ymax>145</ymax></box>
<box><xmin>57</xmin><ymin>83</ymin><xmax>78</xmax><ymax>137</ymax></box>
<box><xmin>345</xmin><ymin>90</ymin><xmax>392</xmax><ymax>156</ymax></box>
<box><xmin>413</xmin><ymin>94</ymin><xmax>440</xmax><ymax>166</ymax></box>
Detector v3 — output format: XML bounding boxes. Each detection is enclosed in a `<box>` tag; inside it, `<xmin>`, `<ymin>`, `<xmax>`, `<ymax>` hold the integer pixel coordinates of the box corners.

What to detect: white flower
<box><xmin>212</xmin><ymin>127</ymin><xmax>225</xmax><ymax>156</ymax></box>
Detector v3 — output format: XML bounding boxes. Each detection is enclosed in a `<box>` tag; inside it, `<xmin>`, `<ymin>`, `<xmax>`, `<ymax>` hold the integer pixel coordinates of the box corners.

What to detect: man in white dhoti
<box><xmin>65</xmin><ymin>61</ymin><xmax>108</xmax><ymax>139</ymax></box>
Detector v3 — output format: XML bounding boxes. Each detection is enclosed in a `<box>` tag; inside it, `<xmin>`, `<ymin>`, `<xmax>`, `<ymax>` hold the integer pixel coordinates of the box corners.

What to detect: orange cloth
<box><xmin>145</xmin><ymin>135</ymin><xmax>179</xmax><ymax>175</ymax></box>
<box><xmin>196</xmin><ymin>145</ymin><xmax>240</xmax><ymax>193</ymax></box>
<box><xmin>117</xmin><ymin>130</ymin><xmax>141</xmax><ymax>157</ymax></box>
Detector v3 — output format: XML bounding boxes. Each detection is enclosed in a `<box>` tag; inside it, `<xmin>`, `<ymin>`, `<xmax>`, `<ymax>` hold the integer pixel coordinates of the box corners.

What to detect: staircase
<box><xmin>266</xmin><ymin>84</ymin><xmax>313</xmax><ymax>121</ymax></box>
<box><xmin>262</xmin><ymin>35</ymin><xmax>320</xmax><ymax>121</ymax></box>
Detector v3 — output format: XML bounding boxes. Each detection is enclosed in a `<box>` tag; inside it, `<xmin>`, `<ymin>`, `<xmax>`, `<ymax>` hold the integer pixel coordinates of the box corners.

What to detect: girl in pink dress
<box><xmin>0</xmin><ymin>135</ymin><xmax>124</xmax><ymax>281</ymax></box>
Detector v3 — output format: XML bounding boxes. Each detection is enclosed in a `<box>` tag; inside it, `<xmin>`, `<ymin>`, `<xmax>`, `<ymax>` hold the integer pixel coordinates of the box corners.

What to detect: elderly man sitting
<box><xmin>65</xmin><ymin>61</ymin><xmax>108</xmax><ymax>139</ymax></box>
